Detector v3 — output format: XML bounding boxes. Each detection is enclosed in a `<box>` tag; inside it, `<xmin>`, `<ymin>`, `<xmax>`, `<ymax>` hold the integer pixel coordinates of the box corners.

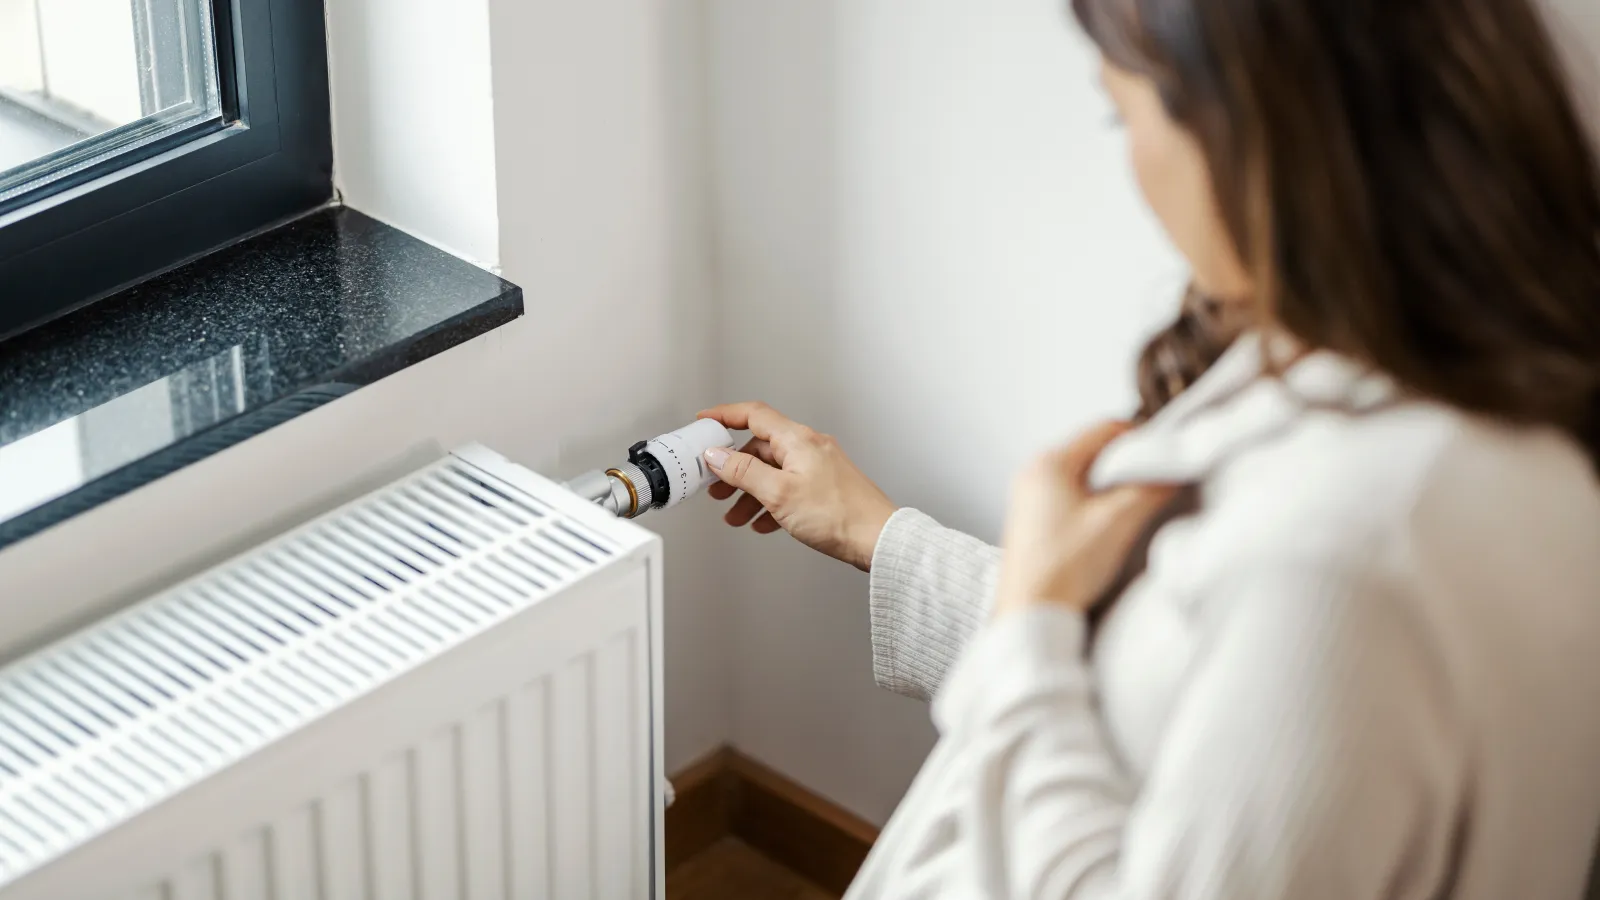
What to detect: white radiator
<box><xmin>0</xmin><ymin>445</ymin><xmax>666</xmax><ymax>900</ymax></box>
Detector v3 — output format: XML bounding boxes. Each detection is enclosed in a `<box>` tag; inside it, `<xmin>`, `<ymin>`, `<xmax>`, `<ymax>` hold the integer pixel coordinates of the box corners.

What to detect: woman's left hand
<box><xmin>994</xmin><ymin>421</ymin><xmax>1180</xmax><ymax>618</ymax></box>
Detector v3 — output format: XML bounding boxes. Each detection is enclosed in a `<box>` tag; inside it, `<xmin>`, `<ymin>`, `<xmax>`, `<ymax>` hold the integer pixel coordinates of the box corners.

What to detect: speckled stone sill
<box><xmin>0</xmin><ymin>205</ymin><xmax>524</xmax><ymax>552</ymax></box>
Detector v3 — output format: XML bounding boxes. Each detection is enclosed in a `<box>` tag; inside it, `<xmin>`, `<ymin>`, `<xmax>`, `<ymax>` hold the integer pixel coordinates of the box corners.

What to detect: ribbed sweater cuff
<box><xmin>869</xmin><ymin>508</ymin><xmax>992</xmax><ymax>701</ymax></box>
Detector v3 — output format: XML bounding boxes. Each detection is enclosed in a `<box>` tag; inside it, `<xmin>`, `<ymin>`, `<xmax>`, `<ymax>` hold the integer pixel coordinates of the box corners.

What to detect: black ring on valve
<box><xmin>628</xmin><ymin>441</ymin><xmax>673</xmax><ymax>509</ymax></box>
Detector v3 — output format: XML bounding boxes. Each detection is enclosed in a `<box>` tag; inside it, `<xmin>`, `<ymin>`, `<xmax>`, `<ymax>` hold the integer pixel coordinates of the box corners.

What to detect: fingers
<box><xmin>702</xmin><ymin>431</ymin><xmax>787</xmax><ymax>534</ymax></box>
<box><xmin>1093</xmin><ymin>484</ymin><xmax>1181</xmax><ymax>537</ymax></box>
<box><xmin>709</xmin><ymin>438</ymin><xmax>777</xmax><ymax>500</ymax></box>
<box><xmin>1060</xmin><ymin>420</ymin><xmax>1136</xmax><ymax>485</ymax></box>
<box><xmin>704</xmin><ymin>447</ymin><xmax>784</xmax><ymax>502</ymax></box>
<box><xmin>698</xmin><ymin>402</ymin><xmax>808</xmax><ymax>445</ymax></box>
<box><xmin>698</xmin><ymin>402</ymin><xmax>764</xmax><ymax>431</ymax></box>
<box><xmin>720</xmin><ymin>496</ymin><xmax>783</xmax><ymax>535</ymax></box>
<box><xmin>725</xmin><ymin>492</ymin><xmax>766</xmax><ymax>527</ymax></box>
<box><xmin>742</xmin><ymin>437</ymin><xmax>778</xmax><ymax>467</ymax></box>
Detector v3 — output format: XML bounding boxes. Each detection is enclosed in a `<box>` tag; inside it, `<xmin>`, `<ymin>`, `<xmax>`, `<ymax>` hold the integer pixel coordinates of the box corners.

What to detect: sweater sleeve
<box><xmin>867</xmin><ymin>508</ymin><xmax>1001</xmax><ymax>701</ymax></box>
<box><xmin>889</xmin><ymin>563</ymin><xmax>1468</xmax><ymax>899</ymax></box>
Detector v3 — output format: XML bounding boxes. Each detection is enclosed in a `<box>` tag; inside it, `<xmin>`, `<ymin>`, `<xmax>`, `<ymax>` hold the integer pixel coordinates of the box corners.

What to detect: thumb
<box><xmin>1062</xmin><ymin>420</ymin><xmax>1136</xmax><ymax>487</ymax></box>
<box><xmin>705</xmin><ymin>446</ymin><xmax>784</xmax><ymax>503</ymax></box>
<box><xmin>1092</xmin><ymin>484</ymin><xmax>1180</xmax><ymax>537</ymax></box>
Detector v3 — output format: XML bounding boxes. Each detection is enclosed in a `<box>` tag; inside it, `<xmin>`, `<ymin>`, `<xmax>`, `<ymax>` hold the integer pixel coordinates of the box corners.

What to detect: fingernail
<box><xmin>704</xmin><ymin>446</ymin><xmax>731</xmax><ymax>471</ymax></box>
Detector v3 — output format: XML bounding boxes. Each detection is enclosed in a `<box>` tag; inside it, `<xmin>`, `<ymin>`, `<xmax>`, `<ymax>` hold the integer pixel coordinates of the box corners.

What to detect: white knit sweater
<box><xmin>848</xmin><ymin>333</ymin><xmax>1600</xmax><ymax>899</ymax></box>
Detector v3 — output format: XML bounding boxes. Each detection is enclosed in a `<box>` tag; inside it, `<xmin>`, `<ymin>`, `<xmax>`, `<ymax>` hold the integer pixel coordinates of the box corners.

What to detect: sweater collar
<box><xmin>1087</xmin><ymin>330</ymin><xmax>1400</xmax><ymax>490</ymax></box>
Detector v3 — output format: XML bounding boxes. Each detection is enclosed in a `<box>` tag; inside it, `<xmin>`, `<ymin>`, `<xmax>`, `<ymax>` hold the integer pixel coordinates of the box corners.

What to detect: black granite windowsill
<box><xmin>0</xmin><ymin>206</ymin><xmax>524</xmax><ymax>552</ymax></box>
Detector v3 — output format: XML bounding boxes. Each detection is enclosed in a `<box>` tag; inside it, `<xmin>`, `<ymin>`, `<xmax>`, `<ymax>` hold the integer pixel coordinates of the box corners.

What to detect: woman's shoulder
<box><xmin>1159</xmin><ymin>400</ymin><xmax>1600</xmax><ymax>706</ymax></box>
<box><xmin>1175</xmin><ymin>399</ymin><xmax>1600</xmax><ymax>755</ymax></box>
<box><xmin>1204</xmin><ymin>399</ymin><xmax>1600</xmax><ymax>579</ymax></box>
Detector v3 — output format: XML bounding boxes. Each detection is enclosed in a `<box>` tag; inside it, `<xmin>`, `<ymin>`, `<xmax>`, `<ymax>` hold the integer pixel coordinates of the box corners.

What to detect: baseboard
<box><xmin>725</xmin><ymin>751</ymin><xmax>881</xmax><ymax>895</ymax></box>
<box><xmin>667</xmin><ymin>746</ymin><xmax>879</xmax><ymax>895</ymax></box>
<box><xmin>665</xmin><ymin>747</ymin><xmax>737</xmax><ymax>871</ymax></box>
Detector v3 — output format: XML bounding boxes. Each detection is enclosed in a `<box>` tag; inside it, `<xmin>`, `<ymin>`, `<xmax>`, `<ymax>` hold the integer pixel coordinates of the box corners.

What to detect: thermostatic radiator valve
<box><xmin>565</xmin><ymin>419</ymin><xmax>737</xmax><ymax>519</ymax></box>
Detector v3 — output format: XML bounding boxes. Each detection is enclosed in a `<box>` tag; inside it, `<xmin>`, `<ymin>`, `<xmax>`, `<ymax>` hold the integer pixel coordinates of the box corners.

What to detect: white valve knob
<box><xmin>642</xmin><ymin>419</ymin><xmax>735</xmax><ymax>509</ymax></box>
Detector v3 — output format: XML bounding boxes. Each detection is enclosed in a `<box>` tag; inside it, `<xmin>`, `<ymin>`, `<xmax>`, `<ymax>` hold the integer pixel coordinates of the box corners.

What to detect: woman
<box><xmin>701</xmin><ymin>0</ymin><xmax>1600</xmax><ymax>897</ymax></box>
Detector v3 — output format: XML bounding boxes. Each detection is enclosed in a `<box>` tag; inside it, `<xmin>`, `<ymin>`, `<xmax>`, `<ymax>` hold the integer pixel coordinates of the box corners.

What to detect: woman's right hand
<box><xmin>697</xmin><ymin>402</ymin><xmax>899</xmax><ymax>572</ymax></box>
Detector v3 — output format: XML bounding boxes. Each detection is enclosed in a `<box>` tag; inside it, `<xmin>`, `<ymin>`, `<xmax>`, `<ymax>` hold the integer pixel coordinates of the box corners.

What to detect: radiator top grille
<box><xmin>0</xmin><ymin>450</ymin><xmax>621</xmax><ymax>887</ymax></box>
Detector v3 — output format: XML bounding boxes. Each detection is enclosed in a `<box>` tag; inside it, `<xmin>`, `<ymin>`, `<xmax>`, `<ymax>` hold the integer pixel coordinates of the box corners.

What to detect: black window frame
<box><xmin>0</xmin><ymin>0</ymin><xmax>333</xmax><ymax>341</ymax></box>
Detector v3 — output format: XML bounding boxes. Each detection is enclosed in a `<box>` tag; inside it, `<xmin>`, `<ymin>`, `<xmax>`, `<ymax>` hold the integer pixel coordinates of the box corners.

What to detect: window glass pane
<box><xmin>0</xmin><ymin>0</ymin><xmax>221</xmax><ymax>205</ymax></box>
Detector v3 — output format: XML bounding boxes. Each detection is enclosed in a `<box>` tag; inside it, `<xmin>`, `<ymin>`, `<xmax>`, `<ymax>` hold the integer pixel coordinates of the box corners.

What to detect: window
<box><xmin>0</xmin><ymin>0</ymin><xmax>222</xmax><ymax>203</ymax></box>
<box><xmin>0</xmin><ymin>0</ymin><xmax>331</xmax><ymax>340</ymax></box>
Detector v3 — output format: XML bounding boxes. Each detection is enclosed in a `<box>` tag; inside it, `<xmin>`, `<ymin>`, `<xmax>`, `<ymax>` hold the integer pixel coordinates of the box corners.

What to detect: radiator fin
<box><xmin>0</xmin><ymin>453</ymin><xmax>632</xmax><ymax>893</ymax></box>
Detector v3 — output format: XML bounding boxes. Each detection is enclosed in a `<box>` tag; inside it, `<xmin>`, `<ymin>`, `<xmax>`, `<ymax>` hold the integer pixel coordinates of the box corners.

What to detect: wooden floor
<box><xmin>667</xmin><ymin>837</ymin><xmax>839</xmax><ymax>900</ymax></box>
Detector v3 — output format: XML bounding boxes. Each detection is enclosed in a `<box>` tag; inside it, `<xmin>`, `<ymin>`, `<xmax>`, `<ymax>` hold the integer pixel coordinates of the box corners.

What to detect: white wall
<box><xmin>706</xmin><ymin>0</ymin><xmax>1185</xmax><ymax>826</ymax></box>
<box><xmin>326</xmin><ymin>0</ymin><xmax>501</xmax><ymax>268</ymax></box>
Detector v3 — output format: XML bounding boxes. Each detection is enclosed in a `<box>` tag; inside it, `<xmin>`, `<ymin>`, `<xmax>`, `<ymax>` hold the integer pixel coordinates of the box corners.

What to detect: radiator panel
<box><xmin>2</xmin><ymin>446</ymin><xmax>664</xmax><ymax>900</ymax></box>
<box><xmin>107</xmin><ymin>640</ymin><xmax>642</xmax><ymax>900</ymax></box>
<box><xmin>81</xmin><ymin>582</ymin><xmax>650</xmax><ymax>900</ymax></box>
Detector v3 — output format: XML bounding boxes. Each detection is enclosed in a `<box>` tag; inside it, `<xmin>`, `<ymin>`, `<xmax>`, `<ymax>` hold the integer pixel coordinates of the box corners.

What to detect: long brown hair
<box><xmin>1074</xmin><ymin>0</ymin><xmax>1600</xmax><ymax>467</ymax></box>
